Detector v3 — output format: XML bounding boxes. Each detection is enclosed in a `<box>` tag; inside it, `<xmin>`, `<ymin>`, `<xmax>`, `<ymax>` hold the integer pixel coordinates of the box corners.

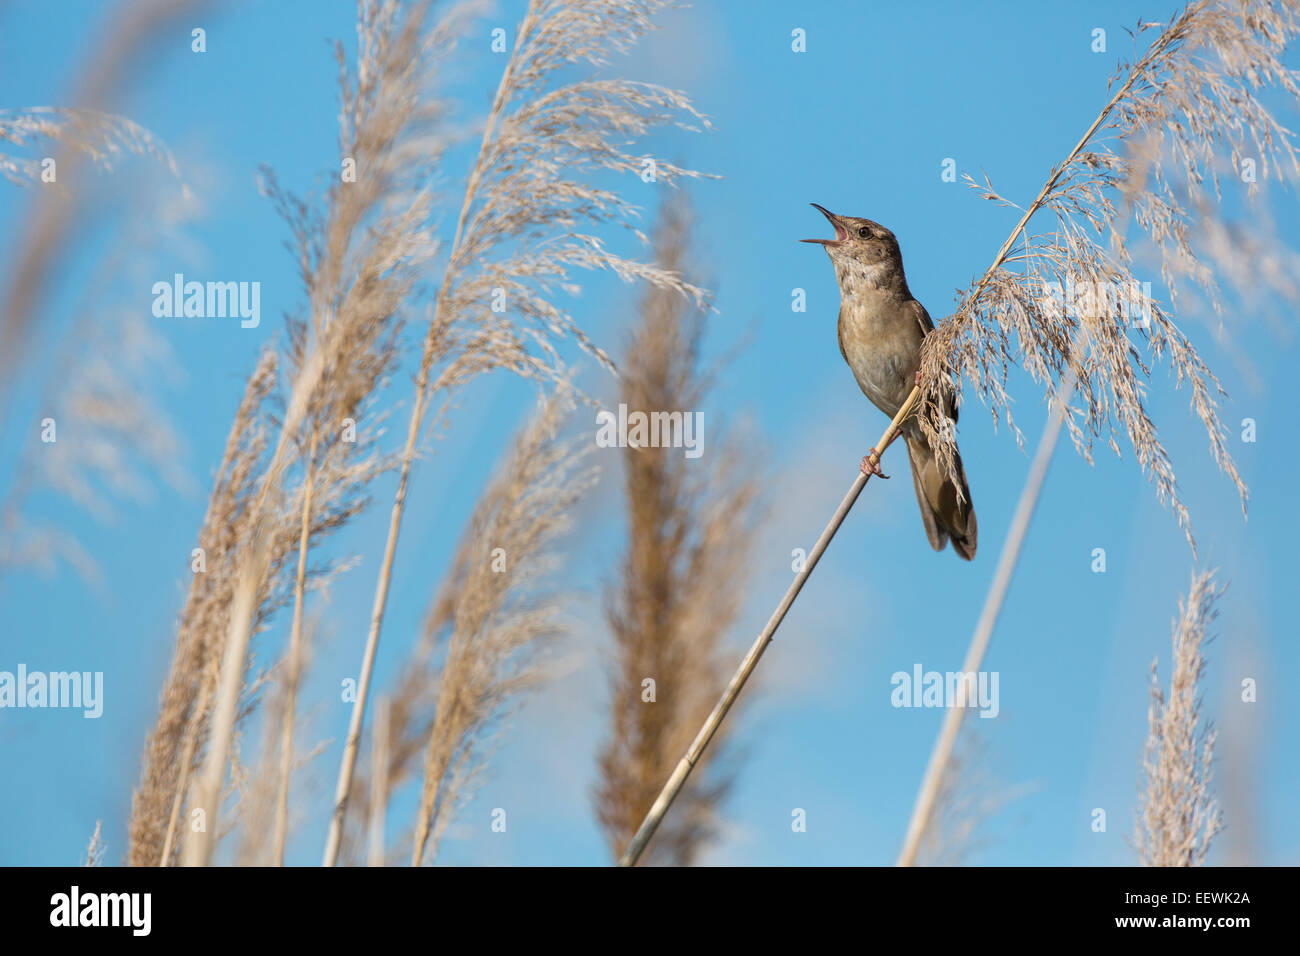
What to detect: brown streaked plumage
<box><xmin>802</xmin><ymin>203</ymin><xmax>976</xmax><ymax>560</ymax></box>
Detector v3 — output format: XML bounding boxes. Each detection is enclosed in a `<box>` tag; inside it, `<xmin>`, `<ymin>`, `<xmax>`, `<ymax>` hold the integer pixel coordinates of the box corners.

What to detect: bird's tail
<box><xmin>904</xmin><ymin>437</ymin><xmax>977</xmax><ymax>560</ymax></box>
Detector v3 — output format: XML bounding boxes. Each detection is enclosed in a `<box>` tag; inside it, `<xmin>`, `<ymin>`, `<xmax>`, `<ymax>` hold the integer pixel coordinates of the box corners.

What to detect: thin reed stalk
<box><xmin>367</xmin><ymin>697</ymin><xmax>390</xmax><ymax>867</ymax></box>
<box><xmin>273</xmin><ymin>432</ymin><xmax>320</xmax><ymax>866</ymax></box>
<box><xmin>896</xmin><ymin>367</ymin><xmax>1077</xmax><ymax>866</ymax></box>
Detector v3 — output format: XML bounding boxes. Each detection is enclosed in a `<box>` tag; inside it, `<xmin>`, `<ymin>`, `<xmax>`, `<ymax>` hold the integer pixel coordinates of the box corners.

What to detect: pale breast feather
<box><xmin>837</xmin><ymin>304</ymin><xmax>848</xmax><ymax>364</ymax></box>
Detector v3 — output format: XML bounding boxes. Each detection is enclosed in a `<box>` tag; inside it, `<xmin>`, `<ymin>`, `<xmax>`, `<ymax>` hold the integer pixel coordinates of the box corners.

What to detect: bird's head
<box><xmin>801</xmin><ymin>203</ymin><xmax>905</xmax><ymax>290</ymax></box>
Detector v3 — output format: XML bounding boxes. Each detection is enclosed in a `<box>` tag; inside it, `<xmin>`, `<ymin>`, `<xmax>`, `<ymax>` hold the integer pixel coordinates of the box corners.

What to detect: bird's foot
<box><xmin>861</xmin><ymin>449</ymin><xmax>889</xmax><ymax>479</ymax></box>
<box><xmin>914</xmin><ymin>369</ymin><xmax>922</xmax><ymax>387</ymax></box>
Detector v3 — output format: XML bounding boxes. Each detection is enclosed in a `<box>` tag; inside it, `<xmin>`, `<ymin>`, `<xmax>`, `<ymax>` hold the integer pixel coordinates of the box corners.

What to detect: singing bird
<box><xmin>802</xmin><ymin>203</ymin><xmax>976</xmax><ymax>560</ymax></box>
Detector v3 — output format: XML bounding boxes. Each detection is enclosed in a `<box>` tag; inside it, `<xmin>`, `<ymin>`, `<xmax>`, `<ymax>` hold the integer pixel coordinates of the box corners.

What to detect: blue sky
<box><xmin>1</xmin><ymin>0</ymin><xmax>1296</xmax><ymax>866</ymax></box>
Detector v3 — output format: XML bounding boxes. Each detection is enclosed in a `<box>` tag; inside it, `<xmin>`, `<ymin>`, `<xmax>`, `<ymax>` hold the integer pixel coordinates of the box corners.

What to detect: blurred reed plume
<box><xmin>340</xmin><ymin>386</ymin><xmax>594</xmax><ymax>866</ymax></box>
<box><xmin>0</xmin><ymin>105</ymin><xmax>175</xmax><ymax>416</ymax></box>
<box><xmin>82</xmin><ymin>821</ymin><xmax>106</xmax><ymax>867</ymax></box>
<box><xmin>0</xmin><ymin>107</ymin><xmax>172</xmax><ymax>188</ymax></box>
<box><xmin>594</xmin><ymin>194</ymin><xmax>763</xmax><ymax>866</ymax></box>
<box><xmin>1</xmin><ymin>99</ymin><xmax>188</xmax><ymax>583</ymax></box>
<box><xmin>234</xmin><ymin>614</ymin><xmax>327</xmax><ymax>867</ymax></box>
<box><xmin>914</xmin><ymin>0</ymin><xmax>1300</xmax><ymax>549</ymax></box>
<box><xmin>0</xmin><ymin>269</ymin><xmax>187</xmax><ymax>584</ymax></box>
<box><xmin>913</xmin><ymin>725</ymin><xmax>1005</xmax><ymax>867</ymax></box>
<box><xmin>324</xmin><ymin>0</ymin><xmax>710</xmax><ymax>864</ymax></box>
<box><xmin>0</xmin><ymin>0</ymin><xmax>207</xmax><ymax>413</ymax></box>
<box><xmin>1136</xmin><ymin>570</ymin><xmax>1224</xmax><ymax>867</ymax></box>
<box><xmin>127</xmin><ymin>352</ymin><xmax>280</xmax><ymax>866</ymax></box>
<box><xmin>4</xmin><ymin>2</ymin><xmax>231</xmax><ymax>865</ymax></box>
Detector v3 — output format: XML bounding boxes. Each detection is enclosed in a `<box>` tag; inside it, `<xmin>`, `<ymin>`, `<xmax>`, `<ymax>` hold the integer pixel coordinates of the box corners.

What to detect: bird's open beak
<box><xmin>801</xmin><ymin>203</ymin><xmax>848</xmax><ymax>245</ymax></box>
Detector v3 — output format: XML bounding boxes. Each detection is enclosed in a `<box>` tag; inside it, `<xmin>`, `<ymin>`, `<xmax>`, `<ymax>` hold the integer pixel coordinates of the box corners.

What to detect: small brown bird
<box><xmin>802</xmin><ymin>203</ymin><xmax>976</xmax><ymax>560</ymax></box>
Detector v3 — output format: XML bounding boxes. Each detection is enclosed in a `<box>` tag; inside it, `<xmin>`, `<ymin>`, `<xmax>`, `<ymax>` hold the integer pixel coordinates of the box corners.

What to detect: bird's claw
<box><xmin>861</xmin><ymin>449</ymin><xmax>889</xmax><ymax>479</ymax></box>
<box><xmin>914</xmin><ymin>369</ymin><xmax>922</xmax><ymax>387</ymax></box>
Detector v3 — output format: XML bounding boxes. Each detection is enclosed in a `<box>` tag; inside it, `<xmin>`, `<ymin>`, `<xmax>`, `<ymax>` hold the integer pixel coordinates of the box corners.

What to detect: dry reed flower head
<box><xmin>408</xmin><ymin>384</ymin><xmax>596</xmax><ymax>864</ymax></box>
<box><xmin>594</xmin><ymin>194</ymin><xmax>764</xmax><ymax>866</ymax></box>
<box><xmin>1136</xmin><ymin>569</ymin><xmax>1224</xmax><ymax>867</ymax></box>
<box><xmin>916</xmin><ymin>0</ymin><xmax>1300</xmax><ymax>550</ymax></box>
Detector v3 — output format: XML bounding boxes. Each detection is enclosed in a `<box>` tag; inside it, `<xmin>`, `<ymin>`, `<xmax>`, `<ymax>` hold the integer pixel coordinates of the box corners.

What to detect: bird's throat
<box><xmin>834</xmin><ymin>257</ymin><xmax>906</xmax><ymax>299</ymax></box>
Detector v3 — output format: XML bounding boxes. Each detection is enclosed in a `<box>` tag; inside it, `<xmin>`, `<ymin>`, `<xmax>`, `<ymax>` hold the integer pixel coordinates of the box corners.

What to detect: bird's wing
<box><xmin>905</xmin><ymin>298</ymin><xmax>936</xmax><ymax>336</ymax></box>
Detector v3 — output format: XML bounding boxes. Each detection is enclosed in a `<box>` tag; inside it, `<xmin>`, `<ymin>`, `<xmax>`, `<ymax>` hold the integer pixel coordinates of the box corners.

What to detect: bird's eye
<box><xmin>857</xmin><ymin>226</ymin><xmax>871</xmax><ymax>238</ymax></box>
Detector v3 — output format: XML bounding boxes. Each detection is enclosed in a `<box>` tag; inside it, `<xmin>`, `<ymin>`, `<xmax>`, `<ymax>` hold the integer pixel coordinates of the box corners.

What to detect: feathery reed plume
<box><xmin>335</xmin><ymin>385</ymin><xmax>592</xmax><ymax>866</ymax></box>
<box><xmin>900</xmin><ymin>1</ymin><xmax>1300</xmax><ymax>867</ymax></box>
<box><xmin>324</xmin><ymin>0</ymin><xmax>710</xmax><ymax>865</ymax></box>
<box><xmin>1136</xmin><ymin>570</ymin><xmax>1224</xmax><ymax>867</ymax></box>
<box><xmin>128</xmin><ymin>338</ymin><xmax>365</xmax><ymax>867</ymax></box>
<box><xmin>181</xmin><ymin>0</ymin><xmax>456</xmax><ymax>866</ymax></box>
<box><xmin>0</xmin><ymin>107</ymin><xmax>174</xmax><ymax>187</ymax></box>
<box><xmin>594</xmin><ymin>194</ymin><xmax>762</xmax><ymax>866</ymax></box>
<box><xmin>916</xmin><ymin>0</ymin><xmax>1300</xmax><ymax>550</ymax></box>
<box><xmin>128</xmin><ymin>350</ymin><xmax>278</xmax><ymax>866</ymax></box>
<box><xmin>409</xmin><ymin>385</ymin><xmax>595</xmax><ymax>865</ymax></box>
